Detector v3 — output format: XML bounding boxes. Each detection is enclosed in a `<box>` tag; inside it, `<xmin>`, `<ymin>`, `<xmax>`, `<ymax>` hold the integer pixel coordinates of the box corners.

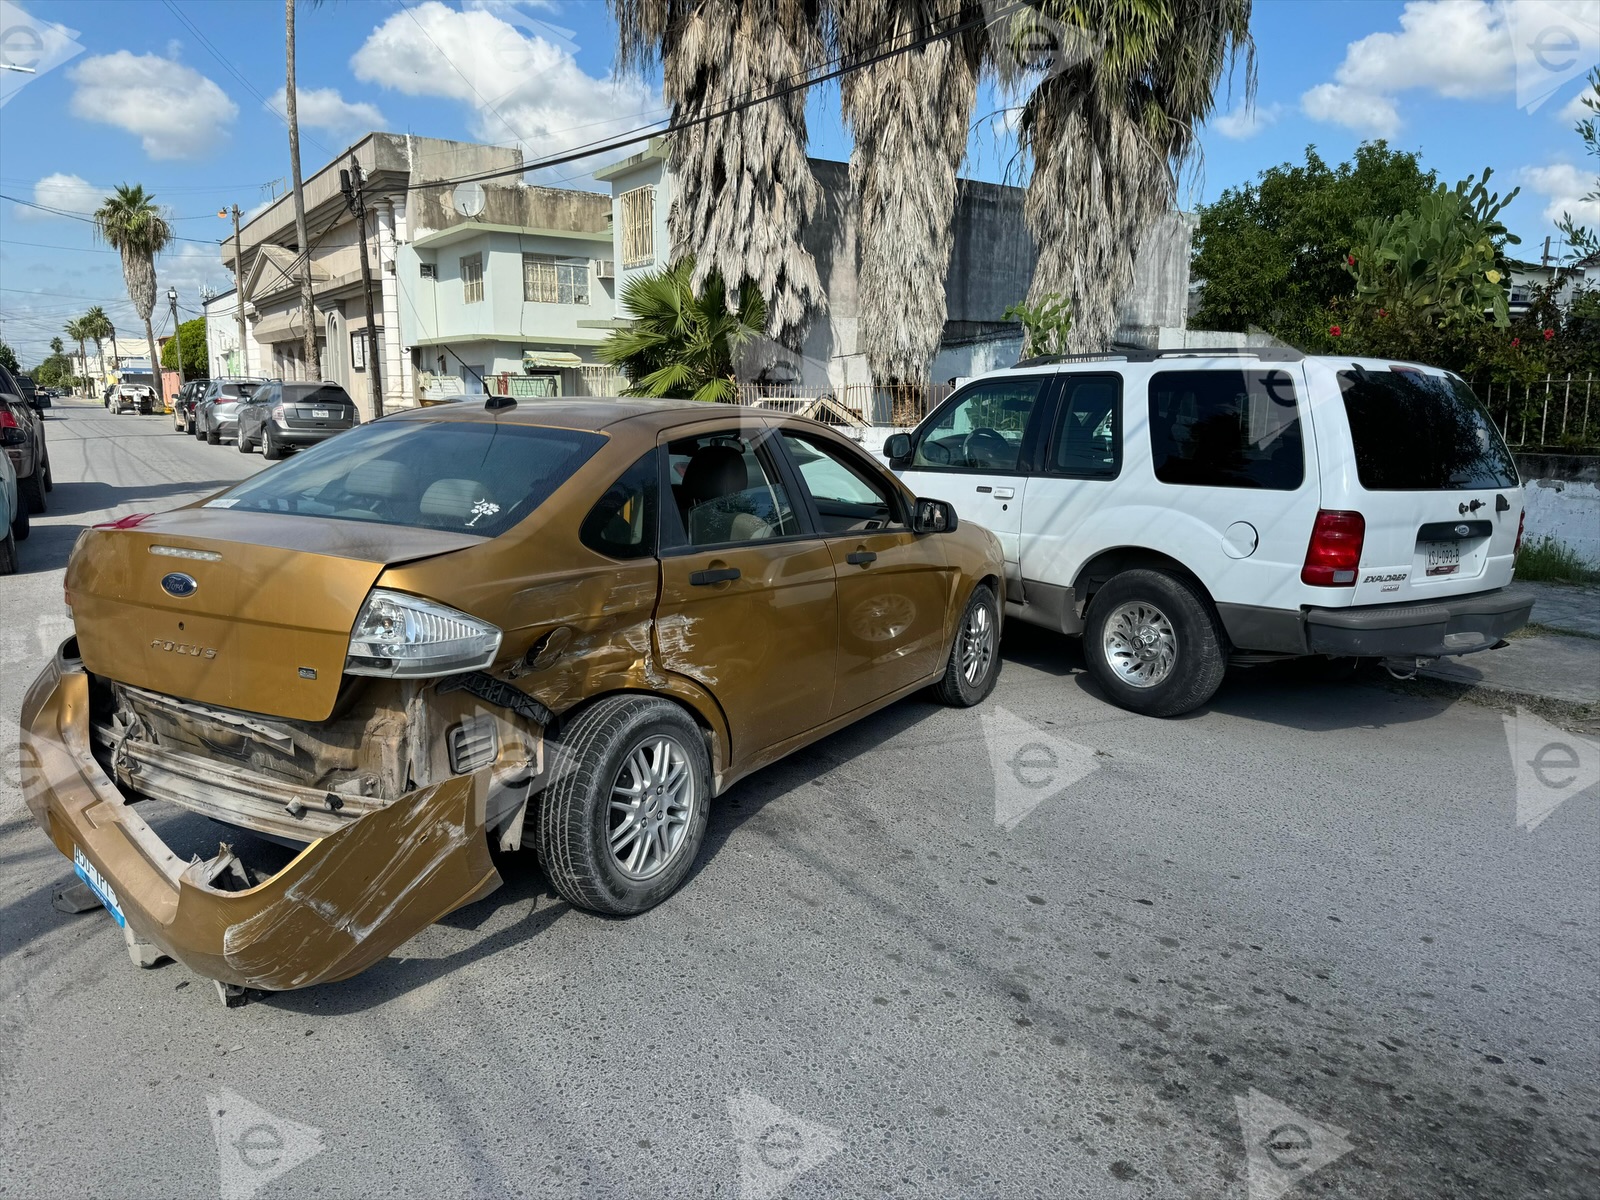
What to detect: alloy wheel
<box><xmin>1103</xmin><ymin>601</ymin><xmax>1178</xmax><ymax>689</ymax></box>
<box><xmin>606</xmin><ymin>734</ymin><xmax>697</xmax><ymax>882</ymax></box>
<box><xmin>960</xmin><ymin>601</ymin><xmax>995</xmax><ymax>686</ymax></box>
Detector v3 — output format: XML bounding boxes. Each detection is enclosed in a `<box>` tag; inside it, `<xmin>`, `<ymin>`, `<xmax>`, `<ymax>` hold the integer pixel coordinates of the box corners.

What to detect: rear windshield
<box><xmin>284</xmin><ymin>384</ymin><xmax>354</xmax><ymax>406</ymax></box>
<box><xmin>1338</xmin><ymin>370</ymin><xmax>1518</xmax><ymax>491</ymax></box>
<box><xmin>210</xmin><ymin>419</ymin><xmax>604</xmax><ymax>537</ymax></box>
<box><xmin>215</xmin><ymin>383</ymin><xmax>259</xmax><ymax>400</ymax></box>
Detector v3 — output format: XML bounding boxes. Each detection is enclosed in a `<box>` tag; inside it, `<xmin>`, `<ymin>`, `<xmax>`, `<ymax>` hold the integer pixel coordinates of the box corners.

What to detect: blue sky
<box><xmin>0</xmin><ymin>0</ymin><xmax>1595</xmax><ymax>366</ymax></box>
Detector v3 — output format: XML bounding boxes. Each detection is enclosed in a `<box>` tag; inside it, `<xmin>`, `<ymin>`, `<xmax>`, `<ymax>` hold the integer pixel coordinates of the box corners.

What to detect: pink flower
<box><xmin>1544</xmin><ymin>328</ymin><xmax>1556</xmax><ymax>340</ymax></box>
<box><xmin>1511</xmin><ymin>337</ymin><xmax>1521</xmax><ymax>348</ymax></box>
<box><xmin>1347</xmin><ymin>255</ymin><xmax>1356</xmax><ymax>267</ymax></box>
<box><xmin>1329</xmin><ymin>325</ymin><xmax>1342</xmax><ymax>337</ymax></box>
<box><xmin>1377</xmin><ymin>308</ymin><xmax>1388</xmax><ymax>318</ymax></box>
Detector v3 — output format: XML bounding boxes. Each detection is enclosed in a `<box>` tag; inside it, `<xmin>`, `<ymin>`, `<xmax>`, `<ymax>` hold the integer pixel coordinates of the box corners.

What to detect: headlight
<box><xmin>346</xmin><ymin>589</ymin><xmax>502</xmax><ymax>677</ymax></box>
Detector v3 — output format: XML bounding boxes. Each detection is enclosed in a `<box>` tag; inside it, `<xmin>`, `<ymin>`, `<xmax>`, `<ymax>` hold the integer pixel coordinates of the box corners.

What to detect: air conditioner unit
<box><xmin>419</xmin><ymin>262</ymin><xmax>436</xmax><ymax>279</ymax></box>
<box><xmin>594</xmin><ymin>259</ymin><xmax>615</xmax><ymax>280</ymax></box>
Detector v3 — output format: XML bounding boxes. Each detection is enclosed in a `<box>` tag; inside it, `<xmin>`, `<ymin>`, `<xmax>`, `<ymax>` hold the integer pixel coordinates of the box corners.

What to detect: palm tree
<box><xmin>1014</xmin><ymin>0</ymin><xmax>1253</xmax><ymax>350</ymax></box>
<box><xmin>610</xmin><ymin>0</ymin><xmax>825</xmax><ymax>350</ymax></box>
<box><xmin>837</xmin><ymin>0</ymin><xmax>983</xmax><ymax>382</ymax></box>
<box><xmin>597</xmin><ymin>258</ymin><xmax>768</xmax><ymax>402</ymax></box>
<box><xmin>82</xmin><ymin>305</ymin><xmax>115</xmax><ymax>390</ymax></box>
<box><xmin>63</xmin><ymin>318</ymin><xmax>90</xmax><ymax>396</ymax></box>
<box><xmin>92</xmin><ymin>186</ymin><xmax>173</xmax><ymax>404</ymax></box>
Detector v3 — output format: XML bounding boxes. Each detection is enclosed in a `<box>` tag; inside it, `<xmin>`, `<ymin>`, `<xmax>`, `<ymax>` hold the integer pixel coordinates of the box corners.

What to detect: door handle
<box><xmin>689</xmin><ymin>567</ymin><xmax>740</xmax><ymax>586</ymax></box>
<box><xmin>992</xmin><ymin>487</ymin><xmax>1015</xmax><ymax>500</ymax></box>
<box><xmin>846</xmin><ymin>550</ymin><xmax>877</xmax><ymax>566</ymax></box>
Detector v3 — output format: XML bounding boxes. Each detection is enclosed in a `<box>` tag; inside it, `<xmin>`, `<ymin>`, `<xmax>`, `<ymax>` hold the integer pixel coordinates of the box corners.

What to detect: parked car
<box><xmin>888</xmin><ymin>349</ymin><xmax>1533</xmax><ymax>717</ymax></box>
<box><xmin>171</xmin><ymin>379</ymin><xmax>208</xmax><ymax>433</ymax></box>
<box><xmin>236</xmin><ymin>380</ymin><xmax>360</xmax><ymax>458</ymax></box>
<box><xmin>192</xmin><ymin>377</ymin><xmax>265</xmax><ymax>443</ymax></box>
<box><xmin>0</xmin><ymin>433</ymin><xmax>18</xmax><ymax>574</ymax></box>
<box><xmin>22</xmin><ymin>399</ymin><xmax>1000</xmax><ymax>999</ymax></box>
<box><xmin>17</xmin><ymin>374</ymin><xmax>49</xmax><ymax>409</ymax></box>
<box><xmin>0</xmin><ymin>362</ymin><xmax>50</xmax><ymax>524</ymax></box>
<box><xmin>111</xmin><ymin>383</ymin><xmax>159</xmax><ymax>415</ymax></box>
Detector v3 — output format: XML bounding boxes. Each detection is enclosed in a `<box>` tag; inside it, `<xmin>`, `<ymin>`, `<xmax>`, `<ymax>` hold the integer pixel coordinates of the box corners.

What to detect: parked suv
<box><xmin>193</xmin><ymin>377</ymin><xmax>265</xmax><ymax>444</ymax></box>
<box><xmin>171</xmin><ymin>379</ymin><xmax>208</xmax><ymax>432</ymax></box>
<box><xmin>888</xmin><ymin>350</ymin><xmax>1533</xmax><ymax>716</ymax></box>
<box><xmin>236</xmin><ymin>380</ymin><xmax>360</xmax><ymax>458</ymax></box>
<box><xmin>0</xmin><ymin>362</ymin><xmax>51</xmax><ymax>532</ymax></box>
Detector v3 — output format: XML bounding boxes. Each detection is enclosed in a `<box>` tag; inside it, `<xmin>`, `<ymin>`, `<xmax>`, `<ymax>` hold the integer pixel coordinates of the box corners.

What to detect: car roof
<box><xmin>379</xmin><ymin>396</ymin><xmax>794</xmax><ymax>437</ymax></box>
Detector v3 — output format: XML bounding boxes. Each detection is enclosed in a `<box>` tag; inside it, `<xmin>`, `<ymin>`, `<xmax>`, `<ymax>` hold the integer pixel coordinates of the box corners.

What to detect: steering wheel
<box><xmin>962</xmin><ymin>427</ymin><xmax>1012</xmax><ymax>469</ymax></box>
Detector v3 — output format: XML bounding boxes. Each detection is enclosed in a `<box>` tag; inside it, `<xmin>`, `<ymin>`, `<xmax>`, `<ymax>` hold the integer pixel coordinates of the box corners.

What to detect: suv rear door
<box><xmin>1307</xmin><ymin>359</ymin><xmax>1522</xmax><ymax>607</ymax></box>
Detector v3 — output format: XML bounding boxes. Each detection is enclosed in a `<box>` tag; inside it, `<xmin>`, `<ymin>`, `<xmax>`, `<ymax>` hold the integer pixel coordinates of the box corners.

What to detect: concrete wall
<box><xmin>1516</xmin><ymin>454</ymin><xmax>1600</xmax><ymax>567</ymax></box>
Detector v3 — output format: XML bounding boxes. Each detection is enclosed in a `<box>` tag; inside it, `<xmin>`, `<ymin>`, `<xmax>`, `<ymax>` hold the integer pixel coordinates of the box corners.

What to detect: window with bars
<box><xmin>523</xmin><ymin>254</ymin><xmax>591</xmax><ymax>305</ymax></box>
<box><xmin>461</xmin><ymin>253</ymin><xmax>484</xmax><ymax>304</ymax></box>
<box><xmin>620</xmin><ymin>186</ymin><xmax>655</xmax><ymax>268</ymax></box>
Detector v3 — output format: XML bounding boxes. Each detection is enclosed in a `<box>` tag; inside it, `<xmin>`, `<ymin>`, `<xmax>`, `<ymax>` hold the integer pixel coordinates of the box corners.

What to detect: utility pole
<box><xmin>285</xmin><ymin>0</ymin><xmax>319</xmax><ymax>381</ymax></box>
<box><xmin>168</xmin><ymin>287</ymin><xmax>186</xmax><ymax>391</ymax></box>
<box><xmin>222</xmin><ymin>205</ymin><xmax>249</xmax><ymax>376</ymax></box>
<box><xmin>340</xmin><ymin>156</ymin><xmax>384</xmax><ymax>418</ymax></box>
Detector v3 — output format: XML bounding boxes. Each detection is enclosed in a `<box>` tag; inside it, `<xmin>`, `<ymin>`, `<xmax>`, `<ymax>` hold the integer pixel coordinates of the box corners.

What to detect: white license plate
<box><xmin>1421</xmin><ymin>540</ymin><xmax>1460</xmax><ymax>576</ymax></box>
<box><xmin>73</xmin><ymin>845</ymin><xmax>126</xmax><ymax>926</ymax></box>
<box><xmin>312</xmin><ymin>409</ymin><xmax>330</xmax><ymax>419</ymax></box>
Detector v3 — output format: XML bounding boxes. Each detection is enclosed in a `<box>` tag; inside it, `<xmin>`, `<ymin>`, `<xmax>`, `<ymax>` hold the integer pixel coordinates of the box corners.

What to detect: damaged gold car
<box><xmin>22</xmin><ymin>398</ymin><xmax>1004</xmax><ymax>999</ymax></box>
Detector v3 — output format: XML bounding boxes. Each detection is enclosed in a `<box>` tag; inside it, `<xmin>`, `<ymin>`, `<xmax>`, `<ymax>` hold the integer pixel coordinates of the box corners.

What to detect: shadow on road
<box><xmin>10</xmin><ymin>480</ymin><xmax>240</xmax><ymax>576</ymax></box>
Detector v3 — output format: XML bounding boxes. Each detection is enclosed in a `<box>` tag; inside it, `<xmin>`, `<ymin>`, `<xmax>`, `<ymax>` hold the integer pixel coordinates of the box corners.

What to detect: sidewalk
<box><xmin>1417</xmin><ymin>582</ymin><xmax>1600</xmax><ymax>709</ymax></box>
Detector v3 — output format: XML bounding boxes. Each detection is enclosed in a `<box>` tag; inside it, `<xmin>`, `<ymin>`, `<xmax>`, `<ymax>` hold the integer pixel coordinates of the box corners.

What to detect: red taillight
<box><xmin>1514</xmin><ymin>509</ymin><xmax>1525</xmax><ymax>559</ymax></box>
<box><xmin>92</xmin><ymin>512</ymin><xmax>155</xmax><ymax>530</ymax></box>
<box><xmin>0</xmin><ymin>410</ymin><xmax>17</xmax><ymax>428</ymax></box>
<box><xmin>1302</xmin><ymin>509</ymin><xmax>1366</xmax><ymax>586</ymax></box>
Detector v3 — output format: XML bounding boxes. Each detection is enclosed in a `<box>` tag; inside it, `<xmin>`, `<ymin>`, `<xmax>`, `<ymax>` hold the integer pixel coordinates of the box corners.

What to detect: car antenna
<box><xmin>485</xmin><ymin>394</ymin><xmax>516</xmax><ymax>411</ymax></box>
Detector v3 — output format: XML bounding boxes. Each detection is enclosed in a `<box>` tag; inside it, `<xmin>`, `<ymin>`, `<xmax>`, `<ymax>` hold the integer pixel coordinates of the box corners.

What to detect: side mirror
<box><xmin>911</xmin><ymin>497</ymin><xmax>958</xmax><ymax>534</ymax></box>
<box><xmin>884</xmin><ymin>432</ymin><xmax>913</xmax><ymax>466</ymax></box>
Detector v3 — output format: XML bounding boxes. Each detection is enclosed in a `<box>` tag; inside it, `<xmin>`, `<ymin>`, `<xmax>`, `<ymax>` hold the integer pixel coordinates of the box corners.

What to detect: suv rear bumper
<box><xmin>273</xmin><ymin>424</ymin><xmax>352</xmax><ymax>447</ymax></box>
<box><xmin>1303</xmin><ymin>586</ymin><xmax>1533</xmax><ymax>658</ymax></box>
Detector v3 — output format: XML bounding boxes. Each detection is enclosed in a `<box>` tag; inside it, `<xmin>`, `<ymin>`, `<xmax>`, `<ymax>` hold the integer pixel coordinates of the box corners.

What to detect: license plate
<box><xmin>313</xmin><ymin>409</ymin><xmax>330</xmax><ymax>418</ymax></box>
<box><xmin>73</xmin><ymin>845</ymin><xmax>126</xmax><ymax>927</ymax></box>
<box><xmin>1422</xmin><ymin>540</ymin><xmax>1460</xmax><ymax>576</ymax></box>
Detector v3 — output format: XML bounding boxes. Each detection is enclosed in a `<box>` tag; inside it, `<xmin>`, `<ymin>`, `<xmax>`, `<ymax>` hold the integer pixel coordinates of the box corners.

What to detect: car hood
<box><xmin>66</xmin><ymin>507</ymin><xmax>486</xmax><ymax>721</ymax></box>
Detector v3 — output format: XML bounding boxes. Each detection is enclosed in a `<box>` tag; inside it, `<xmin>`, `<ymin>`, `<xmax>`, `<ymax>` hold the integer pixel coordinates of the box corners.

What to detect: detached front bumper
<box><xmin>20</xmin><ymin>642</ymin><xmax>502</xmax><ymax>991</ymax></box>
<box><xmin>1305</xmin><ymin>586</ymin><xmax>1534</xmax><ymax>658</ymax></box>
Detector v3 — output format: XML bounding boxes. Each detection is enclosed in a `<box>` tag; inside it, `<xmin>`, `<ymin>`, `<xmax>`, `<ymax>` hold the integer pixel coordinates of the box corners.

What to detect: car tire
<box><xmin>42</xmin><ymin>456</ymin><xmax>52</xmax><ymax>492</ymax></box>
<box><xmin>174</xmin><ymin>412</ymin><xmax>184</xmax><ymax>432</ymax></box>
<box><xmin>206</xmin><ymin>425</ymin><xmax>221</xmax><ymax>445</ymax></box>
<box><xmin>19</xmin><ymin>465</ymin><xmax>46</xmax><ymax>515</ymax></box>
<box><xmin>237</xmin><ymin>424</ymin><xmax>253</xmax><ymax>454</ymax></box>
<box><xmin>9</xmin><ymin>496</ymin><xmax>28</xmax><ymax>541</ymax></box>
<box><xmin>535</xmin><ymin>695</ymin><xmax>712</xmax><ymax>917</ymax></box>
<box><xmin>261</xmin><ymin>427</ymin><xmax>283</xmax><ymax>460</ymax></box>
<box><xmin>1082</xmin><ymin>568</ymin><xmax>1228</xmax><ymax>718</ymax></box>
<box><xmin>932</xmin><ymin>582</ymin><xmax>1001</xmax><ymax>707</ymax></box>
<box><xmin>0</xmin><ymin>525</ymin><xmax>16</xmax><ymax>574</ymax></box>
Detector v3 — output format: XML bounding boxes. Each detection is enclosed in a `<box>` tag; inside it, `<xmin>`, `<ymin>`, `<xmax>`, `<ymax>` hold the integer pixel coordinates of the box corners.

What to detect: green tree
<box><xmin>1003</xmin><ymin>292</ymin><xmax>1073</xmax><ymax>357</ymax></box>
<box><xmin>81</xmin><ymin>306</ymin><xmax>116</xmax><ymax>385</ymax></box>
<box><xmin>92</xmin><ymin>184</ymin><xmax>173</xmax><ymax>405</ymax></box>
<box><xmin>1190</xmin><ymin>141</ymin><xmax>1437</xmax><ymax>346</ymax></box>
<box><xmin>597</xmin><ymin>258</ymin><xmax>768</xmax><ymax>403</ymax></box>
<box><xmin>1556</xmin><ymin>68</ymin><xmax>1598</xmax><ymax>261</ymax></box>
<box><xmin>160</xmin><ymin>316</ymin><xmax>209</xmax><ymax>377</ymax></box>
<box><xmin>0</xmin><ymin>340</ymin><xmax>18</xmax><ymax>372</ymax></box>
<box><xmin>64</xmin><ymin>316</ymin><xmax>91</xmax><ymax>395</ymax></box>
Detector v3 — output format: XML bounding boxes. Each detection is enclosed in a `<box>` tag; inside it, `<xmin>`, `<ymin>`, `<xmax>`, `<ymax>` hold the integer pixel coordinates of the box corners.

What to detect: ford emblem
<box><xmin>1453</xmin><ymin>523</ymin><xmax>1471</xmax><ymax>537</ymax></box>
<box><xmin>160</xmin><ymin>572</ymin><xmax>198</xmax><ymax>598</ymax></box>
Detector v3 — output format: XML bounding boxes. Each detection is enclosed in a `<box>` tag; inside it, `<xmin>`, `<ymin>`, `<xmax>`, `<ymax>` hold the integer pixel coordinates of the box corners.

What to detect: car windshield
<box><xmin>1338</xmin><ymin>369</ymin><xmax>1518</xmax><ymax>491</ymax></box>
<box><xmin>210</xmin><ymin>419</ymin><xmax>606</xmax><ymax>536</ymax></box>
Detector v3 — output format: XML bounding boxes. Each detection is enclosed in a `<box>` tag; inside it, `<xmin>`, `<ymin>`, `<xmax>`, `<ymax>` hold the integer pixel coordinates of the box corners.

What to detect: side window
<box><xmin>912</xmin><ymin>377</ymin><xmax>1046</xmax><ymax>472</ymax></box>
<box><xmin>1047</xmin><ymin>375</ymin><xmax>1122</xmax><ymax>479</ymax></box>
<box><xmin>660</xmin><ymin>430</ymin><xmax>800</xmax><ymax>550</ymax></box>
<box><xmin>1148</xmin><ymin>369</ymin><xmax>1304</xmax><ymax>491</ymax></box>
<box><xmin>779</xmin><ymin>430</ymin><xmax>905</xmax><ymax>533</ymax></box>
<box><xmin>580</xmin><ymin>449</ymin><xmax>658</xmax><ymax>560</ymax></box>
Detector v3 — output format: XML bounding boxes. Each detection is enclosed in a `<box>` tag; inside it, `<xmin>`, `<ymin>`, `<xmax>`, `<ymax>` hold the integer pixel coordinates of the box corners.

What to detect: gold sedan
<box><xmin>21</xmin><ymin>398</ymin><xmax>1004</xmax><ymax>999</ymax></box>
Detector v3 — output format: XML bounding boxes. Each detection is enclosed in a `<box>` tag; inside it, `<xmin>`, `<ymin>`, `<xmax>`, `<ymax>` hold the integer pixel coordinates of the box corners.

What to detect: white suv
<box><xmin>886</xmin><ymin>350</ymin><xmax>1533</xmax><ymax>716</ymax></box>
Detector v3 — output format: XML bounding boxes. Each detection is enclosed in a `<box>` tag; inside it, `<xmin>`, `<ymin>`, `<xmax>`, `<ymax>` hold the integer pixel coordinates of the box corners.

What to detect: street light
<box><xmin>168</xmin><ymin>287</ymin><xmax>186</xmax><ymax>392</ymax></box>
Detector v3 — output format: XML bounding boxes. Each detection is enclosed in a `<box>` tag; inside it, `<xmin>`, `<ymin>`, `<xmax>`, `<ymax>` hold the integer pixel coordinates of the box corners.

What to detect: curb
<box><xmin>1387</xmin><ymin>673</ymin><xmax>1600</xmax><ymax>735</ymax></box>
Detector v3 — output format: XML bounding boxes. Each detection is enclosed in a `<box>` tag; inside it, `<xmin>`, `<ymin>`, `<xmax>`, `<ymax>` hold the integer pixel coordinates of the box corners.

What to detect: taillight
<box><xmin>93</xmin><ymin>512</ymin><xmax>155</xmax><ymax>530</ymax></box>
<box><xmin>1514</xmin><ymin>509</ymin><xmax>1525</xmax><ymax>559</ymax></box>
<box><xmin>271</xmin><ymin>404</ymin><xmax>286</xmax><ymax>422</ymax></box>
<box><xmin>0</xmin><ymin>409</ymin><xmax>22</xmax><ymax>446</ymax></box>
<box><xmin>1302</xmin><ymin>510</ymin><xmax>1365</xmax><ymax>586</ymax></box>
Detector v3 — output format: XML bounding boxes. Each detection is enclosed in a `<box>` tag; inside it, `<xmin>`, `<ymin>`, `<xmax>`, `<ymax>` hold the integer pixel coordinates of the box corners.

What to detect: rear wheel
<box><xmin>261</xmin><ymin>426</ymin><xmax>283</xmax><ymax>460</ymax></box>
<box><xmin>1082</xmin><ymin>569</ymin><xmax>1227</xmax><ymax>717</ymax></box>
<box><xmin>19</xmin><ymin>466</ymin><xmax>45</xmax><ymax>515</ymax></box>
<box><xmin>41</xmin><ymin>455</ymin><xmax>52</xmax><ymax>492</ymax></box>
<box><xmin>236</xmin><ymin>423</ymin><xmax>253</xmax><ymax>454</ymax></box>
<box><xmin>0</xmin><ymin>526</ymin><xmax>15</xmax><ymax>574</ymax></box>
<box><xmin>535</xmin><ymin>696</ymin><xmax>711</xmax><ymax>916</ymax></box>
<box><xmin>8</xmin><ymin>497</ymin><xmax>26</xmax><ymax>541</ymax></box>
<box><xmin>206</xmin><ymin>424</ymin><xmax>221</xmax><ymax>445</ymax></box>
<box><xmin>933</xmin><ymin>583</ymin><xmax>1001</xmax><ymax>706</ymax></box>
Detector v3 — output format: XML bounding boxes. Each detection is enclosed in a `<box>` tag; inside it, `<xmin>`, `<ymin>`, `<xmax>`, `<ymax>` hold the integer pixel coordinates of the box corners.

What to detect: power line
<box><xmin>0</xmin><ymin>193</ymin><xmax>228</xmax><ymax>243</ymax></box>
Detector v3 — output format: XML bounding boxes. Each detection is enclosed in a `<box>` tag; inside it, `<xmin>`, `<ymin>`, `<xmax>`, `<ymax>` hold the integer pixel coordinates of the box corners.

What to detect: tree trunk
<box><xmin>143</xmin><ymin>317</ymin><xmax>162</xmax><ymax>408</ymax></box>
<box><xmin>285</xmin><ymin>0</ymin><xmax>320</xmax><ymax>380</ymax></box>
<box><xmin>77</xmin><ymin>340</ymin><xmax>88</xmax><ymax>396</ymax></box>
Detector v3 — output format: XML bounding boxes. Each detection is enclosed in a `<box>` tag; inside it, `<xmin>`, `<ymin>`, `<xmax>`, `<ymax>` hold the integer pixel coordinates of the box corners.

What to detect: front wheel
<box><xmin>933</xmin><ymin>582</ymin><xmax>1001</xmax><ymax>706</ymax></box>
<box><xmin>1082</xmin><ymin>569</ymin><xmax>1227</xmax><ymax>717</ymax></box>
<box><xmin>534</xmin><ymin>696</ymin><xmax>711</xmax><ymax>916</ymax></box>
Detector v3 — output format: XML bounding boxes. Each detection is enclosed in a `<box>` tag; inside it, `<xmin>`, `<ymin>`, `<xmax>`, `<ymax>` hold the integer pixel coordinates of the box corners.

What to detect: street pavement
<box><xmin>2</xmin><ymin>400</ymin><xmax>1597</xmax><ymax>1199</ymax></box>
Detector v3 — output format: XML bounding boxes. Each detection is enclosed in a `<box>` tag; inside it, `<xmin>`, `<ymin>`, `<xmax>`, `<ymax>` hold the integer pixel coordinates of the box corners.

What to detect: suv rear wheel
<box><xmin>19</xmin><ymin>464</ymin><xmax>46</xmax><ymax>515</ymax></box>
<box><xmin>535</xmin><ymin>696</ymin><xmax>711</xmax><ymax>916</ymax></box>
<box><xmin>1083</xmin><ymin>569</ymin><xmax>1227</xmax><ymax>717</ymax></box>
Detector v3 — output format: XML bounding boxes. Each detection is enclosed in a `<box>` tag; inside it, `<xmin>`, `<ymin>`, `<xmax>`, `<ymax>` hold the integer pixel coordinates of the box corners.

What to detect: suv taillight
<box><xmin>271</xmin><ymin>404</ymin><xmax>286</xmax><ymax>422</ymax></box>
<box><xmin>1514</xmin><ymin>509</ymin><xmax>1525</xmax><ymax>559</ymax></box>
<box><xmin>1302</xmin><ymin>510</ymin><xmax>1365</xmax><ymax>586</ymax></box>
<box><xmin>0</xmin><ymin>409</ymin><xmax>23</xmax><ymax>446</ymax></box>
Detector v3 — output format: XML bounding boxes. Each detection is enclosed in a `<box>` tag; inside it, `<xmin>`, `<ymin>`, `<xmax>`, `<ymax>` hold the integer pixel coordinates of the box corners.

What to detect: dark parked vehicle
<box><xmin>17</xmin><ymin>374</ymin><xmax>49</xmax><ymax>409</ymax></box>
<box><xmin>193</xmin><ymin>378</ymin><xmax>265</xmax><ymax>443</ymax></box>
<box><xmin>236</xmin><ymin>380</ymin><xmax>360</xmax><ymax>458</ymax></box>
<box><xmin>0</xmin><ymin>362</ymin><xmax>51</xmax><ymax>536</ymax></box>
<box><xmin>171</xmin><ymin>379</ymin><xmax>209</xmax><ymax>433</ymax></box>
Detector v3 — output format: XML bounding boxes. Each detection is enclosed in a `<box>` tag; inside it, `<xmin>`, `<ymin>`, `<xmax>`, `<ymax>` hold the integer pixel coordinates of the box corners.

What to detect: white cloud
<box><xmin>67</xmin><ymin>51</ymin><xmax>237</xmax><ymax>159</ymax></box>
<box><xmin>1300</xmin><ymin>0</ymin><xmax>1513</xmax><ymax>135</ymax></box>
<box><xmin>1556</xmin><ymin>87</ymin><xmax>1597</xmax><ymax>125</ymax></box>
<box><xmin>1523</xmin><ymin>161</ymin><xmax>1600</xmax><ymax>227</ymax></box>
<box><xmin>266</xmin><ymin>86</ymin><xmax>386</xmax><ymax>139</ymax></box>
<box><xmin>1211</xmin><ymin>100</ymin><xmax>1282</xmax><ymax>140</ymax></box>
<box><xmin>349</xmin><ymin>0</ymin><xmax>661</xmax><ymax>179</ymax></box>
<box><xmin>15</xmin><ymin>172</ymin><xmax>101</xmax><ymax>220</ymax></box>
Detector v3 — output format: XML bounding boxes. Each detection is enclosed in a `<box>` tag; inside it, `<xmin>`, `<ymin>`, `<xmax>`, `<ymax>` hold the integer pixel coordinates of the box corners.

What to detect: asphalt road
<box><xmin>2</xmin><ymin>400</ymin><xmax>1596</xmax><ymax>1200</ymax></box>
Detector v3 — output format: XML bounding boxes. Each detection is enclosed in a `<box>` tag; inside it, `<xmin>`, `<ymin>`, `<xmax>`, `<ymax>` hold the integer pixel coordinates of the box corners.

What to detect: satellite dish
<box><xmin>452</xmin><ymin>181</ymin><xmax>486</xmax><ymax>219</ymax></box>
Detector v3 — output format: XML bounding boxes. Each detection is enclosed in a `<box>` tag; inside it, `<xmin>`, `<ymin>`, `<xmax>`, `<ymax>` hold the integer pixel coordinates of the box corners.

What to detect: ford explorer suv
<box><xmin>887</xmin><ymin>349</ymin><xmax>1532</xmax><ymax>716</ymax></box>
